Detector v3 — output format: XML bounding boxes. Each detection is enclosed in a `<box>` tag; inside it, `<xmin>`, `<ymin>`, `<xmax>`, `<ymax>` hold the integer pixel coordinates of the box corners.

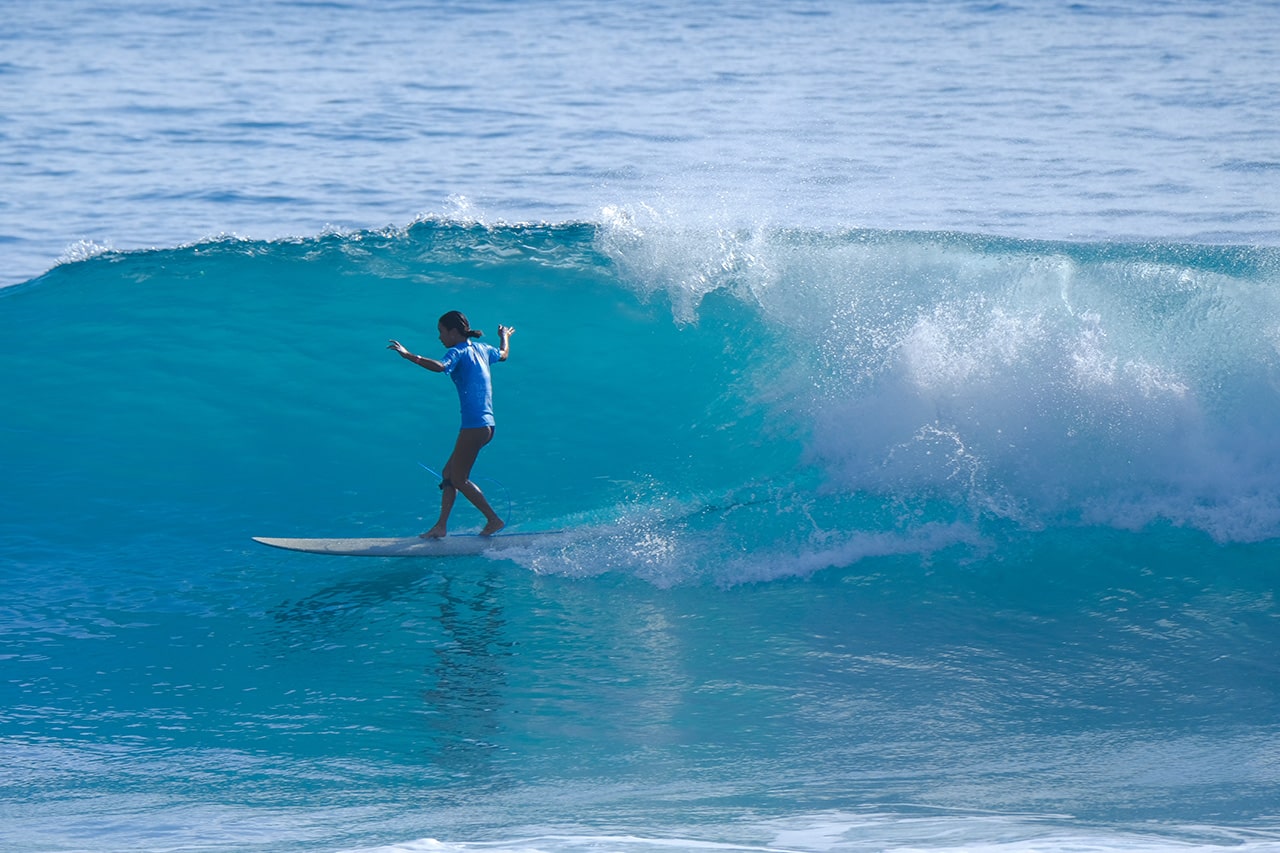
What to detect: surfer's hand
<box><xmin>497</xmin><ymin>326</ymin><xmax>514</xmax><ymax>362</ymax></box>
<box><xmin>388</xmin><ymin>339</ymin><xmax>408</xmax><ymax>355</ymax></box>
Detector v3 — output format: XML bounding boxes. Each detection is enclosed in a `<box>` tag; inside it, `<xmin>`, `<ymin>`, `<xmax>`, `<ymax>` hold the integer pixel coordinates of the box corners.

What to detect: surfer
<box><xmin>388</xmin><ymin>311</ymin><xmax>513</xmax><ymax>538</ymax></box>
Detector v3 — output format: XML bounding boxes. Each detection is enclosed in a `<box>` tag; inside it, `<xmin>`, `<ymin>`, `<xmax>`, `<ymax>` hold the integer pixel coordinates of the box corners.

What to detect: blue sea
<box><xmin>4</xmin><ymin>1</ymin><xmax>1280</xmax><ymax>851</ymax></box>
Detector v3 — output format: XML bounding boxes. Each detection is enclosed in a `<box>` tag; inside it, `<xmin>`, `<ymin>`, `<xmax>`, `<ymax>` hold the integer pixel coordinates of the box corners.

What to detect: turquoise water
<box><xmin>5</xmin><ymin>0</ymin><xmax>1280</xmax><ymax>849</ymax></box>
<box><xmin>3</xmin><ymin>222</ymin><xmax>1280</xmax><ymax>851</ymax></box>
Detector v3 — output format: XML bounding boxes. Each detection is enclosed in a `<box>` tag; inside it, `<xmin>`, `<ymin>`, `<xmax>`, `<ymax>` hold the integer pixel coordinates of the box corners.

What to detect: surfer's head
<box><xmin>438</xmin><ymin>310</ymin><xmax>483</xmax><ymax>346</ymax></box>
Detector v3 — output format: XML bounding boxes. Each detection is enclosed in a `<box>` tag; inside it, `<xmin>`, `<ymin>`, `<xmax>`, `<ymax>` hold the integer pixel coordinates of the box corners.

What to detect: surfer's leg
<box><xmin>459</xmin><ymin>479</ymin><xmax>503</xmax><ymax>536</ymax></box>
<box><xmin>421</xmin><ymin>479</ymin><xmax>459</xmax><ymax>539</ymax></box>
<box><xmin>422</xmin><ymin>430</ymin><xmax>475</xmax><ymax>538</ymax></box>
<box><xmin>421</xmin><ymin>478</ymin><xmax>457</xmax><ymax>539</ymax></box>
<box><xmin>422</xmin><ymin>428</ymin><xmax>502</xmax><ymax>537</ymax></box>
<box><xmin>454</xmin><ymin>427</ymin><xmax>504</xmax><ymax>535</ymax></box>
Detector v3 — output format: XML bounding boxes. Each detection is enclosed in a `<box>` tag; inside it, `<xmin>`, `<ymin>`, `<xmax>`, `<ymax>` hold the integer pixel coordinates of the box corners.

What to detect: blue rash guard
<box><xmin>439</xmin><ymin>339</ymin><xmax>502</xmax><ymax>429</ymax></box>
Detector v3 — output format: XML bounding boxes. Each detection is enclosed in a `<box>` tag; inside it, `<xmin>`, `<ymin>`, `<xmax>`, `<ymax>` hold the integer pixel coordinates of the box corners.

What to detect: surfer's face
<box><xmin>438</xmin><ymin>323</ymin><xmax>465</xmax><ymax>347</ymax></box>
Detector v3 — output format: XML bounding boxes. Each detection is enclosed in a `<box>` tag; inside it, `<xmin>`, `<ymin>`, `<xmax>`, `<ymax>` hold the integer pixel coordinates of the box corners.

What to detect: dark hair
<box><xmin>438</xmin><ymin>310</ymin><xmax>483</xmax><ymax>338</ymax></box>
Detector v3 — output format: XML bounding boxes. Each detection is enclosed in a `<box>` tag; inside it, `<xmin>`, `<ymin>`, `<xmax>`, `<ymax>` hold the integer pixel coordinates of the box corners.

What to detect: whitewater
<box><xmin>4</xmin><ymin>2</ymin><xmax>1280</xmax><ymax>852</ymax></box>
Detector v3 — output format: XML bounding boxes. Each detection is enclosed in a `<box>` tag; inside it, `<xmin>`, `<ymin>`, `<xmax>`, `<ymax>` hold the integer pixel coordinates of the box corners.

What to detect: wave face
<box><xmin>6</xmin><ymin>217</ymin><xmax>1280</xmax><ymax>576</ymax></box>
<box><xmin>3</xmin><ymin>220</ymin><xmax>1280</xmax><ymax>850</ymax></box>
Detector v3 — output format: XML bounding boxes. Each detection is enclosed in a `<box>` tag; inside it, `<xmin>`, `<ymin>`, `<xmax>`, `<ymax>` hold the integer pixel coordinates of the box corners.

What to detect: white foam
<box><xmin>342</xmin><ymin>812</ymin><xmax>1280</xmax><ymax>853</ymax></box>
<box><xmin>600</xmin><ymin>221</ymin><xmax>1280</xmax><ymax>541</ymax></box>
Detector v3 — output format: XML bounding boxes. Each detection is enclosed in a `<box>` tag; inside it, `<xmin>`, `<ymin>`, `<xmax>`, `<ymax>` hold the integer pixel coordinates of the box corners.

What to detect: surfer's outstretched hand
<box><xmin>497</xmin><ymin>326</ymin><xmax>514</xmax><ymax>361</ymax></box>
<box><xmin>388</xmin><ymin>339</ymin><xmax>408</xmax><ymax>355</ymax></box>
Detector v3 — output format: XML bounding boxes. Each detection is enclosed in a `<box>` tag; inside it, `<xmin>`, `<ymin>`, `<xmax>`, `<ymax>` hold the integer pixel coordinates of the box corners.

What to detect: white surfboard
<box><xmin>252</xmin><ymin>531</ymin><xmax>562</xmax><ymax>557</ymax></box>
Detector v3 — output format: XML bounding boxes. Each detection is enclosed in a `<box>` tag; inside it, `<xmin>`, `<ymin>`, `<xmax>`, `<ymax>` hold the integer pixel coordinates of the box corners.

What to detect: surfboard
<box><xmin>252</xmin><ymin>531</ymin><xmax>562</xmax><ymax>557</ymax></box>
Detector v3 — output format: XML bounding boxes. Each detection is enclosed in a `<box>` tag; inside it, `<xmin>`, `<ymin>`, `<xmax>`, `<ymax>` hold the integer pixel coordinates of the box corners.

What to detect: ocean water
<box><xmin>4</xmin><ymin>2</ymin><xmax>1280</xmax><ymax>852</ymax></box>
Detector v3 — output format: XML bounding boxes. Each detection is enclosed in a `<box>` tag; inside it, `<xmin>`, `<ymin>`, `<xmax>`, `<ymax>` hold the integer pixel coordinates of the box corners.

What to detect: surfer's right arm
<box><xmin>388</xmin><ymin>340</ymin><xmax>445</xmax><ymax>372</ymax></box>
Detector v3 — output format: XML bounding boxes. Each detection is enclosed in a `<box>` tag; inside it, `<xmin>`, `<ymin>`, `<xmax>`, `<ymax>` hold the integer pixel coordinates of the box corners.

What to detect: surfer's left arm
<box><xmin>497</xmin><ymin>325</ymin><xmax>514</xmax><ymax>361</ymax></box>
<box><xmin>388</xmin><ymin>340</ymin><xmax>445</xmax><ymax>372</ymax></box>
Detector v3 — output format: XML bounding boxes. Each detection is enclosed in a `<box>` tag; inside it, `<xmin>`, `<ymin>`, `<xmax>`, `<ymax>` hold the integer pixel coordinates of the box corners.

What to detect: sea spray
<box><xmin>598</xmin><ymin>214</ymin><xmax>1280</xmax><ymax>544</ymax></box>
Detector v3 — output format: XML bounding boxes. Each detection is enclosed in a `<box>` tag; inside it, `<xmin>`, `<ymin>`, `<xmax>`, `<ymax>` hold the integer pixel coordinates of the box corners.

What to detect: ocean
<box><xmin>3</xmin><ymin>1</ymin><xmax>1280</xmax><ymax>851</ymax></box>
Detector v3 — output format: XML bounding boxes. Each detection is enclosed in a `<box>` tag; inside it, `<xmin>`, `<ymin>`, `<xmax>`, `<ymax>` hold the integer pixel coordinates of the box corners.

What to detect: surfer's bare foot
<box><xmin>479</xmin><ymin>519</ymin><xmax>505</xmax><ymax>537</ymax></box>
<box><xmin>420</xmin><ymin>524</ymin><xmax>447</xmax><ymax>539</ymax></box>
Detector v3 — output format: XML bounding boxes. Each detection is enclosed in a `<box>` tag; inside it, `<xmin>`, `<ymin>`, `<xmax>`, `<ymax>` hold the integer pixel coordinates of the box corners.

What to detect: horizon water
<box><xmin>4</xmin><ymin>2</ymin><xmax>1280</xmax><ymax>852</ymax></box>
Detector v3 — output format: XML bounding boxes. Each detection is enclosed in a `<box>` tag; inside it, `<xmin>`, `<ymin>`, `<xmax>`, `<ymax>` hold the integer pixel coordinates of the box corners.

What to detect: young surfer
<box><xmin>388</xmin><ymin>311</ymin><xmax>513</xmax><ymax>538</ymax></box>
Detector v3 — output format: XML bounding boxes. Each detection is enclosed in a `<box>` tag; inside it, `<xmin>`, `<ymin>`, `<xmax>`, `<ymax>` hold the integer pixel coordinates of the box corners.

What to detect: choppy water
<box><xmin>3</xmin><ymin>2</ymin><xmax>1280</xmax><ymax>852</ymax></box>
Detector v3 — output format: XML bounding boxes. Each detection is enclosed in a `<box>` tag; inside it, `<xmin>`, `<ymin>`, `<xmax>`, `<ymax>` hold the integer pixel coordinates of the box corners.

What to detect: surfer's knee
<box><xmin>440</xmin><ymin>477</ymin><xmax>480</xmax><ymax>493</ymax></box>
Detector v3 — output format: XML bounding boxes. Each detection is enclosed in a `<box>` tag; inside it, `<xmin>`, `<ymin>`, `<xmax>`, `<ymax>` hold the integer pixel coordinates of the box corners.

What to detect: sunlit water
<box><xmin>4</xmin><ymin>2</ymin><xmax>1280</xmax><ymax>851</ymax></box>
